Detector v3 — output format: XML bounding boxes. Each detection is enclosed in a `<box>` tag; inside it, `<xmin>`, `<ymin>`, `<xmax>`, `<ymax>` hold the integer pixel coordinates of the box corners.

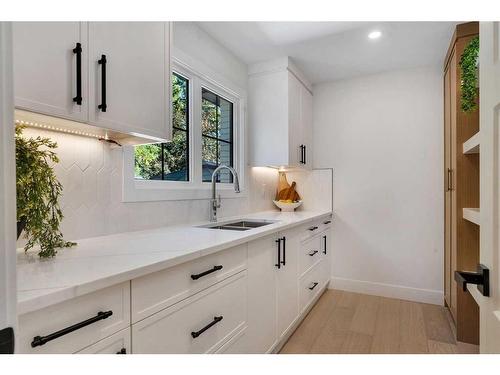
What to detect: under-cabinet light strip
<box><xmin>15</xmin><ymin>119</ymin><xmax>106</xmax><ymax>140</ymax></box>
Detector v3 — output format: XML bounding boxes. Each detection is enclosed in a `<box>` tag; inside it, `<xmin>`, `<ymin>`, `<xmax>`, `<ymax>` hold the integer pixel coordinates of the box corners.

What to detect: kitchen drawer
<box><xmin>301</xmin><ymin>220</ymin><xmax>323</xmax><ymax>240</ymax></box>
<box><xmin>319</xmin><ymin>216</ymin><xmax>333</xmax><ymax>233</ymax></box>
<box><xmin>131</xmin><ymin>244</ymin><xmax>246</xmax><ymax>322</ymax></box>
<box><xmin>299</xmin><ymin>236</ymin><xmax>322</xmax><ymax>276</ymax></box>
<box><xmin>77</xmin><ymin>328</ymin><xmax>131</xmax><ymax>354</ymax></box>
<box><xmin>18</xmin><ymin>282</ymin><xmax>130</xmax><ymax>354</ymax></box>
<box><xmin>214</xmin><ymin>326</ymin><xmax>248</xmax><ymax>354</ymax></box>
<box><xmin>132</xmin><ymin>271</ymin><xmax>247</xmax><ymax>354</ymax></box>
<box><xmin>299</xmin><ymin>260</ymin><xmax>329</xmax><ymax>313</ymax></box>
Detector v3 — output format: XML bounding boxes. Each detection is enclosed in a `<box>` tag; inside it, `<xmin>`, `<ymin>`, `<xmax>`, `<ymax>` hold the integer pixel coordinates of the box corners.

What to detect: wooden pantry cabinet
<box><xmin>12</xmin><ymin>22</ymin><xmax>171</xmax><ymax>143</ymax></box>
<box><xmin>443</xmin><ymin>22</ymin><xmax>480</xmax><ymax>345</ymax></box>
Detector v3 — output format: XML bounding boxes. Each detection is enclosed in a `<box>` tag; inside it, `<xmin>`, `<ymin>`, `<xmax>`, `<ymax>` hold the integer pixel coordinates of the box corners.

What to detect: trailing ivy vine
<box><xmin>16</xmin><ymin>126</ymin><xmax>76</xmax><ymax>258</ymax></box>
<box><xmin>459</xmin><ymin>36</ymin><xmax>479</xmax><ymax>113</ymax></box>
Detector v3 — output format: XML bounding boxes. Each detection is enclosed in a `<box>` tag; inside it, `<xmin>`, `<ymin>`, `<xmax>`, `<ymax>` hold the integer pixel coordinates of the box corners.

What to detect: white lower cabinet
<box><xmin>132</xmin><ymin>272</ymin><xmax>247</xmax><ymax>354</ymax></box>
<box><xmin>18</xmin><ymin>282</ymin><xmax>130</xmax><ymax>354</ymax></box>
<box><xmin>76</xmin><ymin>328</ymin><xmax>131</xmax><ymax>354</ymax></box>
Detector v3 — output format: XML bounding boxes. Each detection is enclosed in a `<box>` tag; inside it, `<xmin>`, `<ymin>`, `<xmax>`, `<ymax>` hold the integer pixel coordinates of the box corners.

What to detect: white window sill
<box><xmin>123</xmin><ymin>179</ymin><xmax>247</xmax><ymax>203</ymax></box>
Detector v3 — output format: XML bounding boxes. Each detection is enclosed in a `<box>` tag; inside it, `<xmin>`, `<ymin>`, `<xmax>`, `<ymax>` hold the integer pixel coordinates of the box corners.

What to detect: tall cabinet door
<box><xmin>13</xmin><ymin>22</ymin><xmax>88</xmax><ymax>122</ymax></box>
<box><xmin>301</xmin><ymin>84</ymin><xmax>313</xmax><ymax>170</ymax></box>
<box><xmin>276</xmin><ymin>229</ymin><xmax>299</xmax><ymax>340</ymax></box>
<box><xmin>450</xmin><ymin>50</ymin><xmax>458</xmax><ymax>322</ymax></box>
<box><xmin>444</xmin><ymin>63</ymin><xmax>452</xmax><ymax>310</ymax></box>
<box><xmin>88</xmin><ymin>22</ymin><xmax>171</xmax><ymax>140</ymax></box>
<box><xmin>288</xmin><ymin>72</ymin><xmax>303</xmax><ymax>167</ymax></box>
<box><xmin>246</xmin><ymin>235</ymin><xmax>278</xmax><ymax>353</ymax></box>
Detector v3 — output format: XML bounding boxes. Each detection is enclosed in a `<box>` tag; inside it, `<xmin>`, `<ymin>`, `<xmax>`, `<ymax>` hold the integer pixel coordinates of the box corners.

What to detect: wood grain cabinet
<box><xmin>443</xmin><ymin>22</ymin><xmax>480</xmax><ymax>345</ymax></box>
<box><xmin>248</xmin><ymin>57</ymin><xmax>313</xmax><ymax>169</ymax></box>
<box><xmin>12</xmin><ymin>22</ymin><xmax>171</xmax><ymax>143</ymax></box>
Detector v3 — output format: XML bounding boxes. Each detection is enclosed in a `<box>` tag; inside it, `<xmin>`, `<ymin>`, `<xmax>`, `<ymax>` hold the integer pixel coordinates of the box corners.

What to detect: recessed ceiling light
<box><xmin>368</xmin><ymin>31</ymin><xmax>382</xmax><ymax>40</ymax></box>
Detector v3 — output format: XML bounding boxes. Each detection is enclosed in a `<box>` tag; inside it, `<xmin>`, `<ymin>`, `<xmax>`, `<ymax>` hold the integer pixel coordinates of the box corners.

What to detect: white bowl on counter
<box><xmin>273</xmin><ymin>200</ymin><xmax>303</xmax><ymax>212</ymax></box>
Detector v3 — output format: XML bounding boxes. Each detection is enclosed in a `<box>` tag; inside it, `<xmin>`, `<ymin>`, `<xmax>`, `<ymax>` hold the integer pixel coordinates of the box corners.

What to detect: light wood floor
<box><xmin>280</xmin><ymin>289</ymin><xmax>479</xmax><ymax>354</ymax></box>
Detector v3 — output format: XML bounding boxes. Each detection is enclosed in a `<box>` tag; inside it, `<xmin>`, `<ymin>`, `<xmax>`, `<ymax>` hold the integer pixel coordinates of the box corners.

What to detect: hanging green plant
<box><xmin>16</xmin><ymin>126</ymin><xmax>76</xmax><ymax>258</ymax></box>
<box><xmin>459</xmin><ymin>36</ymin><xmax>479</xmax><ymax>113</ymax></box>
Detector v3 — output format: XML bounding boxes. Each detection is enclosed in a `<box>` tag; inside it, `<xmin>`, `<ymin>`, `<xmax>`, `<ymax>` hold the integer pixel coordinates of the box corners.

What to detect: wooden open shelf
<box><xmin>463</xmin><ymin>208</ymin><xmax>480</xmax><ymax>225</ymax></box>
<box><xmin>463</xmin><ymin>132</ymin><xmax>480</xmax><ymax>154</ymax></box>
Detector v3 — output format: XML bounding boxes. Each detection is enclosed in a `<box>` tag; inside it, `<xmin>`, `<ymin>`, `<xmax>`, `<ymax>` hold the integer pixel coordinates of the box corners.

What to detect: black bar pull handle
<box><xmin>309</xmin><ymin>282</ymin><xmax>319</xmax><ymax>290</ymax></box>
<box><xmin>191</xmin><ymin>316</ymin><xmax>223</xmax><ymax>339</ymax></box>
<box><xmin>72</xmin><ymin>42</ymin><xmax>82</xmax><ymax>105</ymax></box>
<box><xmin>299</xmin><ymin>145</ymin><xmax>305</xmax><ymax>164</ymax></box>
<box><xmin>191</xmin><ymin>265</ymin><xmax>223</xmax><ymax>280</ymax></box>
<box><xmin>31</xmin><ymin>310</ymin><xmax>113</xmax><ymax>348</ymax></box>
<box><xmin>323</xmin><ymin>220</ymin><xmax>332</xmax><ymax>225</ymax></box>
<box><xmin>323</xmin><ymin>235</ymin><xmax>327</xmax><ymax>255</ymax></box>
<box><xmin>281</xmin><ymin>237</ymin><xmax>286</xmax><ymax>266</ymax></box>
<box><xmin>308</xmin><ymin>250</ymin><xmax>318</xmax><ymax>256</ymax></box>
<box><xmin>275</xmin><ymin>238</ymin><xmax>281</xmax><ymax>269</ymax></box>
<box><xmin>308</xmin><ymin>226</ymin><xmax>318</xmax><ymax>232</ymax></box>
<box><xmin>98</xmin><ymin>54</ymin><xmax>107</xmax><ymax>112</ymax></box>
<box><xmin>303</xmin><ymin>145</ymin><xmax>307</xmax><ymax>164</ymax></box>
<box><xmin>116</xmin><ymin>348</ymin><xmax>126</xmax><ymax>354</ymax></box>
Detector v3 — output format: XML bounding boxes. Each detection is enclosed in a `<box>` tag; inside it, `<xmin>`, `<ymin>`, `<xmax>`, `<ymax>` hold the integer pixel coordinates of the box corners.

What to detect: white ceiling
<box><xmin>197</xmin><ymin>22</ymin><xmax>457</xmax><ymax>84</ymax></box>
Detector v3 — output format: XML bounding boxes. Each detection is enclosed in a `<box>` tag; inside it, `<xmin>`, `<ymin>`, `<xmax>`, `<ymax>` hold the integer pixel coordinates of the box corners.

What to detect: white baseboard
<box><xmin>330</xmin><ymin>276</ymin><xmax>443</xmax><ymax>306</ymax></box>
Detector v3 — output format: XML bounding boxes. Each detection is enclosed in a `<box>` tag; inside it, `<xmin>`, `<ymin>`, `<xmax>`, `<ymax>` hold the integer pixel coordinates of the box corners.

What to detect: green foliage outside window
<box><xmin>459</xmin><ymin>36</ymin><xmax>479</xmax><ymax>113</ymax></box>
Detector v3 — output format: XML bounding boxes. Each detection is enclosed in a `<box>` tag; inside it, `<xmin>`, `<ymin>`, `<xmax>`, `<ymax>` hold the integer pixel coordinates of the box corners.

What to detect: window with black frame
<box><xmin>134</xmin><ymin>73</ymin><xmax>189</xmax><ymax>181</ymax></box>
<box><xmin>201</xmin><ymin>88</ymin><xmax>234</xmax><ymax>183</ymax></box>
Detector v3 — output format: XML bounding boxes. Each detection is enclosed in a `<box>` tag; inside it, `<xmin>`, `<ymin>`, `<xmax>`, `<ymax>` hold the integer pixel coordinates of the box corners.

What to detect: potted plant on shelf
<box><xmin>460</xmin><ymin>35</ymin><xmax>480</xmax><ymax>113</ymax></box>
<box><xmin>16</xmin><ymin>126</ymin><xmax>76</xmax><ymax>258</ymax></box>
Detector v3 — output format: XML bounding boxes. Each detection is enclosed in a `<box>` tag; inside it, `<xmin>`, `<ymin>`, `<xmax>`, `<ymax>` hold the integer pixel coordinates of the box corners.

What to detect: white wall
<box><xmin>313</xmin><ymin>66</ymin><xmax>444</xmax><ymax>304</ymax></box>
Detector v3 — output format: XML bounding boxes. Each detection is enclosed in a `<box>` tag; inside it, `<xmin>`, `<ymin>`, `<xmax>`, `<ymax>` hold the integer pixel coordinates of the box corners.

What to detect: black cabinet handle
<box><xmin>275</xmin><ymin>238</ymin><xmax>281</xmax><ymax>269</ymax></box>
<box><xmin>116</xmin><ymin>348</ymin><xmax>126</xmax><ymax>354</ymax></box>
<box><xmin>303</xmin><ymin>145</ymin><xmax>307</xmax><ymax>164</ymax></box>
<box><xmin>281</xmin><ymin>237</ymin><xmax>286</xmax><ymax>266</ymax></box>
<box><xmin>97</xmin><ymin>54</ymin><xmax>107</xmax><ymax>112</ymax></box>
<box><xmin>191</xmin><ymin>316</ymin><xmax>223</xmax><ymax>339</ymax></box>
<box><xmin>72</xmin><ymin>42</ymin><xmax>82</xmax><ymax>105</ymax></box>
<box><xmin>299</xmin><ymin>145</ymin><xmax>305</xmax><ymax>164</ymax></box>
<box><xmin>323</xmin><ymin>220</ymin><xmax>332</xmax><ymax>225</ymax></box>
<box><xmin>308</xmin><ymin>226</ymin><xmax>318</xmax><ymax>231</ymax></box>
<box><xmin>309</xmin><ymin>282</ymin><xmax>319</xmax><ymax>290</ymax></box>
<box><xmin>191</xmin><ymin>265</ymin><xmax>223</xmax><ymax>280</ymax></box>
<box><xmin>31</xmin><ymin>310</ymin><xmax>113</xmax><ymax>348</ymax></box>
<box><xmin>308</xmin><ymin>250</ymin><xmax>318</xmax><ymax>256</ymax></box>
<box><xmin>455</xmin><ymin>264</ymin><xmax>490</xmax><ymax>296</ymax></box>
<box><xmin>323</xmin><ymin>235</ymin><xmax>327</xmax><ymax>255</ymax></box>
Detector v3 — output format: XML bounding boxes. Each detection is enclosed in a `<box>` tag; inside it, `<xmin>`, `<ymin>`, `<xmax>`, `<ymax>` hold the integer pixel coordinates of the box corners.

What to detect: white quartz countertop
<box><xmin>17</xmin><ymin>210</ymin><xmax>332</xmax><ymax>315</ymax></box>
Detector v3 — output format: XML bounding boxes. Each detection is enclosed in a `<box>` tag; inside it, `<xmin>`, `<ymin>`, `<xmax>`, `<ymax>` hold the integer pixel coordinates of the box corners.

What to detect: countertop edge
<box><xmin>17</xmin><ymin>210</ymin><xmax>332</xmax><ymax>315</ymax></box>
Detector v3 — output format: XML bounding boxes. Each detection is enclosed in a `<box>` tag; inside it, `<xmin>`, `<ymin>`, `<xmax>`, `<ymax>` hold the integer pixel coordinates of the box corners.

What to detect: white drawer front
<box><xmin>131</xmin><ymin>244</ymin><xmax>246</xmax><ymax>322</ymax></box>
<box><xmin>318</xmin><ymin>216</ymin><xmax>333</xmax><ymax>233</ymax></box>
<box><xmin>299</xmin><ymin>260</ymin><xmax>328</xmax><ymax>313</ymax></box>
<box><xmin>132</xmin><ymin>271</ymin><xmax>247</xmax><ymax>354</ymax></box>
<box><xmin>301</xmin><ymin>221</ymin><xmax>323</xmax><ymax>240</ymax></box>
<box><xmin>18</xmin><ymin>282</ymin><xmax>130</xmax><ymax>354</ymax></box>
<box><xmin>299</xmin><ymin>236</ymin><xmax>322</xmax><ymax>276</ymax></box>
<box><xmin>77</xmin><ymin>328</ymin><xmax>131</xmax><ymax>354</ymax></box>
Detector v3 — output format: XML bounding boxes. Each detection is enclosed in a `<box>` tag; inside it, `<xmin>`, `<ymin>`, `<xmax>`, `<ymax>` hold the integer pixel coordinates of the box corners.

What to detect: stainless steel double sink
<box><xmin>199</xmin><ymin>219</ymin><xmax>277</xmax><ymax>231</ymax></box>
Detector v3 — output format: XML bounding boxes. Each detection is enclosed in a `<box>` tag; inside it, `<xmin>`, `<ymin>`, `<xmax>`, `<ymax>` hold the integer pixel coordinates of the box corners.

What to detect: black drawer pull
<box><xmin>31</xmin><ymin>310</ymin><xmax>113</xmax><ymax>348</ymax></box>
<box><xmin>97</xmin><ymin>54</ymin><xmax>107</xmax><ymax>112</ymax></box>
<box><xmin>281</xmin><ymin>236</ymin><xmax>286</xmax><ymax>266</ymax></box>
<box><xmin>72</xmin><ymin>42</ymin><xmax>82</xmax><ymax>105</ymax></box>
<box><xmin>309</xmin><ymin>282</ymin><xmax>319</xmax><ymax>291</ymax></box>
<box><xmin>308</xmin><ymin>250</ymin><xmax>318</xmax><ymax>256</ymax></box>
<box><xmin>308</xmin><ymin>226</ymin><xmax>318</xmax><ymax>231</ymax></box>
<box><xmin>323</xmin><ymin>220</ymin><xmax>332</xmax><ymax>225</ymax></box>
<box><xmin>191</xmin><ymin>265</ymin><xmax>223</xmax><ymax>280</ymax></box>
<box><xmin>116</xmin><ymin>348</ymin><xmax>126</xmax><ymax>354</ymax></box>
<box><xmin>323</xmin><ymin>235</ymin><xmax>327</xmax><ymax>255</ymax></box>
<box><xmin>191</xmin><ymin>316</ymin><xmax>223</xmax><ymax>339</ymax></box>
<box><xmin>275</xmin><ymin>238</ymin><xmax>281</xmax><ymax>269</ymax></box>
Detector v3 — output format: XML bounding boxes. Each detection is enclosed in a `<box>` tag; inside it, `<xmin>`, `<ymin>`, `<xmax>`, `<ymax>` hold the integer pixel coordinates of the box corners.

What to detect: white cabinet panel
<box><xmin>300</xmin><ymin>83</ymin><xmax>313</xmax><ymax>169</ymax></box>
<box><xmin>18</xmin><ymin>282</ymin><xmax>130</xmax><ymax>354</ymax></box>
<box><xmin>132</xmin><ymin>272</ymin><xmax>247</xmax><ymax>354</ymax></box>
<box><xmin>77</xmin><ymin>328</ymin><xmax>131</xmax><ymax>354</ymax></box>
<box><xmin>245</xmin><ymin>235</ymin><xmax>278</xmax><ymax>353</ymax></box>
<box><xmin>13</xmin><ymin>22</ymin><xmax>88</xmax><ymax>122</ymax></box>
<box><xmin>88</xmin><ymin>22</ymin><xmax>171</xmax><ymax>141</ymax></box>
<box><xmin>276</xmin><ymin>229</ymin><xmax>299</xmax><ymax>340</ymax></box>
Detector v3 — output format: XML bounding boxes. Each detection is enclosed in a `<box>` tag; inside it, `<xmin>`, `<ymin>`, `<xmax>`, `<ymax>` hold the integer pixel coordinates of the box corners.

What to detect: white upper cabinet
<box><xmin>12</xmin><ymin>22</ymin><xmax>171</xmax><ymax>143</ymax></box>
<box><xmin>88</xmin><ymin>22</ymin><xmax>171</xmax><ymax>141</ymax></box>
<box><xmin>13</xmin><ymin>22</ymin><xmax>88</xmax><ymax>122</ymax></box>
<box><xmin>248</xmin><ymin>57</ymin><xmax>313</xmax><ymax>169</ymax></box>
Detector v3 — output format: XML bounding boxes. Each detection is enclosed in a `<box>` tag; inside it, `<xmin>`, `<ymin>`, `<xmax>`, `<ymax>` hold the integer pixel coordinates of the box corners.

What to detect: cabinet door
<box><xmin>13</xmin><ymin>22</ymin><xmax>88</xmax><ymax>122</ymax></box>
<box><xmin>288</xmin><ymin>72</ymin><xmax>303</xmax><ymax>166</ymax></box>
<box><xmin>444</xmin><ymin>64</ymin><xmax>452</xmax><ymax>309</ymax></box>
<box><xmin>276</xmin><ymin>229</ymin><xmax>299</xmax><ymax>340</ymax></box>
<box><xmin>246</xmin><ymin>235</ymin><xmax>278</xmax><ymax>353</ymax></box>
<box><xmin>301</xmin><ymin>84</ymin><xmax>313</xmax><ymax>170</ymax></box>
<box><xmin>88</xmin><ymin>22</ymin><xmax>171</xmax><ymax>141</ymax></box>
